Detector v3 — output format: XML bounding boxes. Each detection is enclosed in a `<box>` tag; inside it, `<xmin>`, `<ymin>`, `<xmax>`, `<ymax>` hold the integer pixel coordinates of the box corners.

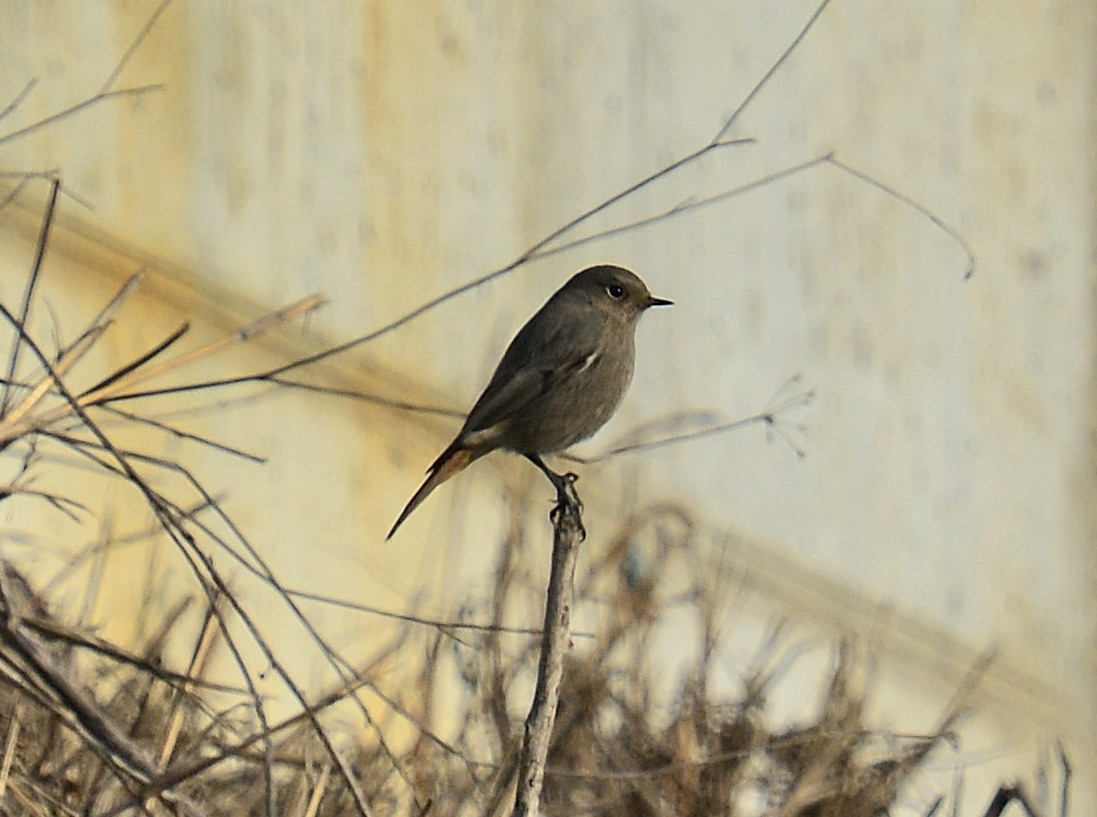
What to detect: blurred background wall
<box><xmin>0</xmin><ymin>1</ymin><xmax>1092</xmax><ymax>812</ymax></box>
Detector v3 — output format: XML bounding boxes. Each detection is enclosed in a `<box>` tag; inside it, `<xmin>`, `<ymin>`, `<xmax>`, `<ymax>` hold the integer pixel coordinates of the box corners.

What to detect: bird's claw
<box><xmin>562</xmin><ymin>474</ymin><xmax>583</xmax><ymax>513</ymax></box>
<box><xmin>549</xmin><ymin>473</ymin><xmax>586</xmax><ymax>540</ymax></box>
<box><xmin>549</xmin><ymin>501</ymin><xmax>586</xmax><ymax>541</ymax></box>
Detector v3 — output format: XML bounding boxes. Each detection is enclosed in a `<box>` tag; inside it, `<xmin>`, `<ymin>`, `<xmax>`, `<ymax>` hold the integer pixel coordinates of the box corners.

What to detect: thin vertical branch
<box><xmin>512</xmin><ymin>487</ymin><xmax>585</xmax><ymax>817</ymax></box>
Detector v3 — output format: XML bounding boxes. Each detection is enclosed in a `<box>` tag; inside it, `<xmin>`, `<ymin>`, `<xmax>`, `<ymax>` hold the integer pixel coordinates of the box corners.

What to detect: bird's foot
<box><xmin>548</xmin><ymin>472</ymin><xmax>586</xmax><ymax>540</ymax></box>
<box><xmin>525</xmin><ymin>454</ymin><xmax>586</xmax><ymax>539</ymax></box>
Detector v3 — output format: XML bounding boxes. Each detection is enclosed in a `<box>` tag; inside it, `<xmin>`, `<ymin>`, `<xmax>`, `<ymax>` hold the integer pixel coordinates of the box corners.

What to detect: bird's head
<box><xmin>565</xmin><ymin>265</ymin><xmax>672</xmax><ymax>321</ymax></box>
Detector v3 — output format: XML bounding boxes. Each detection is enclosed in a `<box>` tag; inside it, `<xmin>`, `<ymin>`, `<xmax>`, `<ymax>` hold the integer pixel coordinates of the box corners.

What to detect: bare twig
<box><xmin>0</xmin><ymin>79</ymin><xmax>37</xmax><ymax>125</ymax></box>
<box><xmin>0</xmin><ymin>85</ymin><xmax>163</xmax><ymax>151</ymax></box>
<box><xmin>1</xmin><ymin>270</ymin><xmax>145</xmax><ymax>432</ymax></box>
<box><xmin>0</xmin><ymin>701</ymin><xmax>20</xmax><ymax>798</ymax></box>
<box><xmin>156</xmin><ymin>592</ymin><xmax>223</xmax><ymax>769</ymax></box>
<box><xmin>829</xmin><ymin>154</ymin><xmax>976</xmax><ymax>279</ymax></box>
<box><xmin>980</xmin><ymin>784</ymin><xmax>1042</xmax><ymax>817</ymax></box>
<box><xmin>20</xmin><ymin>611</ymin><xmax>243</xmax><ymax>694</ymax></box>
<box><xmin>1056</xmin><ymin>741</ymin><xmax>1072</xmax><ymax>817</ymax></box>
<box><xmin>0</xmin><ymin>178</ymin><xmax>58</xmax><ymax>419</ymax></box>
<box><xmin>0</xmin><ymin>0</ymin><xmax>173</xmax><ymax>150</ymax></box>
<box><xmin>713</xmin><ymin>0</ymin><xmax>834</xmax><ymax>142</ymax></box>
<box><xmin>80</xmin><ymin>293</ymin><xmax>325</xmax><ymax>407</ymax></box>
<box><xmin>77</xmin><ymin>319</ymin><xmax>189</xmax><ymax>398</ymax></box>
<box><xmin>568</xmin><ymin>383</ymin><xmax>815</xmax><ymax>465</ymax></box>
<box><xmin>0</xmin><ymin>288</ymin><xmax>324</xmax><ymax>447</ymax></box>
<box><xmin>98</xmin><ymin>0</ymin><xmax>175</xmax><ymax>96</ymax></box>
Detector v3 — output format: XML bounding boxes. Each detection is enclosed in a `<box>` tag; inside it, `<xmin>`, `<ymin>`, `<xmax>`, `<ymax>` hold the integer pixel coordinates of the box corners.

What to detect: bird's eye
<box><xmin>606</xmin><ymin>284</ymin><xmax>626</xmax><ymax>300</ymax></box>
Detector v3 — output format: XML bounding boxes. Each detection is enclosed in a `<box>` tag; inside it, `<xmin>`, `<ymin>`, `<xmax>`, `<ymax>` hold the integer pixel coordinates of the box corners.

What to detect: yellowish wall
<box><xmin>1</xmin><ymin>1</ymin><xmax>1093</xmax><ymax>809</ymax></box>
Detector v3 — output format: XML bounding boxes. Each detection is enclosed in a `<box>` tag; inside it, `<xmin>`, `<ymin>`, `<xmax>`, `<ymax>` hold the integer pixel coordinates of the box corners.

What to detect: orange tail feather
<box><xmin>386</xmin><ymin>446</ymin><xmax>474</xmax><ymax>539</ymax></box>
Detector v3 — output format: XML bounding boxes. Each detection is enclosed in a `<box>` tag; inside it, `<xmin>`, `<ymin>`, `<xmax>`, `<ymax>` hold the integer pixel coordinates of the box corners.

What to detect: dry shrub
<box><xmin>0</xmin><ymin>500</ymin><xmax>1065</xmax><ymax>816</ymax></box>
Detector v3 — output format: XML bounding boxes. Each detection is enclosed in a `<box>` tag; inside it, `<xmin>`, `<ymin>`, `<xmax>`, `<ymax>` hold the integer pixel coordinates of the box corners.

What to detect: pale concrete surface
<box><xmin>0</xmin><ymin>1</ymin><xmax>1093</xmax><ymax>812</ymax></box>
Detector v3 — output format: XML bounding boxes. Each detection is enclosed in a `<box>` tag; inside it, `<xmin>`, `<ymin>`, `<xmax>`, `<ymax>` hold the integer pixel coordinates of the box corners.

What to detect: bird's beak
<box><xmin>646</xmin><ymin>295</ymin><xmax>673</xmax><ymax>308</ymax></box>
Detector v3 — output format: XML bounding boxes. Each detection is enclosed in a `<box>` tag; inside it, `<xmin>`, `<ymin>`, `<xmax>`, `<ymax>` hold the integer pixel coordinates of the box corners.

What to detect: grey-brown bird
<box><xmin>387</xmin><ymin>264</ymin><xmax>671</xmax><ymax>539</ymax></box>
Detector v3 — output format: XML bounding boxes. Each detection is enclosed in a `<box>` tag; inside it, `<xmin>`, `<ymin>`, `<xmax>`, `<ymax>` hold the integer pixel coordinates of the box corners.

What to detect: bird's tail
<box><xmin>386</xmin><ymin>445</ymin><xmax>474</xmax><ymax>539</ymax></box>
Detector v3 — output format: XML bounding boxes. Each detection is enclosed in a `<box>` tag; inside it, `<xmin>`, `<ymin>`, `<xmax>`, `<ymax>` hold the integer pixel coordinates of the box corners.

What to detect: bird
<box><xmin>387</xmin><ymin>264</ymin><xmax>671</xmax><ymax>539</ymax></box>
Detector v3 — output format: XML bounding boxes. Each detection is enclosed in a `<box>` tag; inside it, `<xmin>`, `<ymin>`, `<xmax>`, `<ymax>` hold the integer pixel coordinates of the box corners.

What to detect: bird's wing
<box><xmin>462</xmin><ymin>353</ymin><xmax>592</xmax><ymax>435</ymax></box>
<box><xmin>461</xmin><ymin>300</ymin><xmax>602</xmax><ymax>437</ymax></box>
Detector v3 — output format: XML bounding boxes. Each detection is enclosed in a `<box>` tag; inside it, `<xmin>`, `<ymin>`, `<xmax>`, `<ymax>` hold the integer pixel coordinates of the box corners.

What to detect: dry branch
<box><xmin>512</xmin><ymin>480</ymin><xmax>585</xmax><ymax>817</ymax></box>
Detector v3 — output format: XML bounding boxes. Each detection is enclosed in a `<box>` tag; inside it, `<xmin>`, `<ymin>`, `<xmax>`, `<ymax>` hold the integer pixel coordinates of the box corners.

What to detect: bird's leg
<box><xmin>524</xmin><ymin>453</ymin><xmax>576</xmax><ymax>496</ymax></box>
<box><xmin>524</xmin><ymin>454</ymin><xmax>585</xmax><ymax>538</ymax></box>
